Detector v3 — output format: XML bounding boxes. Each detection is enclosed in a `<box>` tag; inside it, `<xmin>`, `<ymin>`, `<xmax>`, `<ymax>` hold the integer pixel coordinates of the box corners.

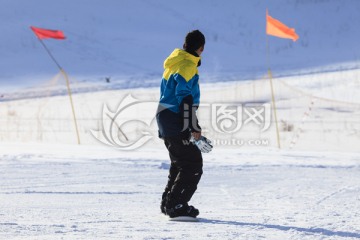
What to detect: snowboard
<box><xmin>168</xmin><ymin>216</ymin><xmax>199</xmax><ymax>222</ymax></box>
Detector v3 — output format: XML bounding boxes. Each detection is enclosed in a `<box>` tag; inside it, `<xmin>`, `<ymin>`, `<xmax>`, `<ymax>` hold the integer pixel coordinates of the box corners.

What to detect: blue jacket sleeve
<box><xmin>174</xmin><ymin>74</ymin><xmax>201</xmax><ymax>132</ymax></box>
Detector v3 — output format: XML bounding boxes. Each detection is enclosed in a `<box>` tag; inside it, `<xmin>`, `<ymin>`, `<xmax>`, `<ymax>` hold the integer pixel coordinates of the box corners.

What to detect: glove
<box><xmin>191</xmin><ymin>136</ymin><xmax>213</xmax><ymax>153</ymax></box>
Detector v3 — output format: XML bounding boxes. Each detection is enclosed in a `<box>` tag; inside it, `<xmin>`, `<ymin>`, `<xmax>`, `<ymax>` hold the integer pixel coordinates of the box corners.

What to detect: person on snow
<box><xmin>156</xmin><ymin>30</ymin><xmax>212</xmax><ymax>218</ymax></box>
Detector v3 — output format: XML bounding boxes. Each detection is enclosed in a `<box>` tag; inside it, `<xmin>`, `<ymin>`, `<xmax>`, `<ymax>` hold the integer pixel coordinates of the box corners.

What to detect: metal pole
<box><xmin>37</xmin><ymin>38</ymin><xmax>62</xmax><ymax>70</ymax></box>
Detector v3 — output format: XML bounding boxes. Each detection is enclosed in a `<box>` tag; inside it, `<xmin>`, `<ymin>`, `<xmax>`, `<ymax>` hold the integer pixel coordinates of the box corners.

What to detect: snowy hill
<box><xmin>1</xmin><ymin>0</ymin><xmax>359</xmax><ymax>150</ymax></box>
<box><xmin>1</xmin><ymin>0</ymin><xmax>360</xmax><ymax>89</ymax></box>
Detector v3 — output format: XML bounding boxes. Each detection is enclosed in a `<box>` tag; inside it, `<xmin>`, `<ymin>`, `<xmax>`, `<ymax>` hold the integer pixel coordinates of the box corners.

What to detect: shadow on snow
<box><xmin>199</xmin><ymin>219</ymin><xmax>360</xmax><ymax>238</ymax></box>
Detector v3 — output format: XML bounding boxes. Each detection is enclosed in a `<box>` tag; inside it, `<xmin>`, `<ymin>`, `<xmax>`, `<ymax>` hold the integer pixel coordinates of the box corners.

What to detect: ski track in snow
<box><xmin>0</xmin><ymin>144</ymin><xmax>359</xmax><ymax>239</ymax></box>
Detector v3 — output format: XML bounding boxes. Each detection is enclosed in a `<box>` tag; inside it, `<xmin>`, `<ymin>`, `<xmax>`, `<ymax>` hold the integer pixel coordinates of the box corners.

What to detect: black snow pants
<box><xmin>162</xmin><ymin>132</ymin><xmax>203</xmax><ymax>208</ymax></box>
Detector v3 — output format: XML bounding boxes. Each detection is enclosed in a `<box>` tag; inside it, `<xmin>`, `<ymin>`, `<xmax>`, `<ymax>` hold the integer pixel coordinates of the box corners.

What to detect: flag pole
<box><xmin>38</xmin><ymin>38</ymin><xmax>62</xmax><ymax>70</ymax></box>
<box><xmin>265</xmin><ymin>9</ymin><xmax>300</xmax><ymax>149</ymax></box>
<box><xmin>61</xmin><ymin>69</ymin><xmax>81</xmax><ymax>145</ymax></box>
<box><xmin>36</xmin><ymin>38</ymin><xmax>81</xmax><ymax>145</ymax></box>
<box><xmin>266</xmin><ymin>26</ymin><xmax>281</xmax><ymax>149</ymax></box>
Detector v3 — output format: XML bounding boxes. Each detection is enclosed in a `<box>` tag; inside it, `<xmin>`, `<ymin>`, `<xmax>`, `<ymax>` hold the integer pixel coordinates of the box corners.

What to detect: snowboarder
<box><xmin>156</xmin><ymin>30</ymin><xmax>213</xmax><ymax>219</ymax></box>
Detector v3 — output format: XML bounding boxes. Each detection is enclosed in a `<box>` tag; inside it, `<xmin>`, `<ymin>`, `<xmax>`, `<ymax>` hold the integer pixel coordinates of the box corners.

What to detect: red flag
<box><xmin>266</xmin><ymin>10</ymin><xmax>299</xmax><ymax>42</ymax></box>
<box><xmin>30</xmin><ymin>26</ymin><xmax>66</xmax><ymax>40</ymax></box>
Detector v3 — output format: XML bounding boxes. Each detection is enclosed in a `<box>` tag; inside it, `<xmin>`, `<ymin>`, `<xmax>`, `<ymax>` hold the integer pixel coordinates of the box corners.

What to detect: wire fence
<box><xmin>1</xmin><ymin>70</ymin><xmax>359</xmax><ymax>152</ymax></box>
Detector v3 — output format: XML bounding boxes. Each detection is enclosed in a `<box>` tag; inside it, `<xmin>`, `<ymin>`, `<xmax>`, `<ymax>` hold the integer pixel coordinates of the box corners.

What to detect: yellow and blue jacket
<box><xmin>156</xmin><ymin>48</ymin><xmax>201</xmax><ymax>137</ymax></box>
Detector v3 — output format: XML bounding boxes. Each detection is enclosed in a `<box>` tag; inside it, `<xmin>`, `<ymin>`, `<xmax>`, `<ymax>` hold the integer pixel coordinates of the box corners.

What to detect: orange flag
<box><xmin>30</xmin><ymin>26</ymin><xmax>66</xmax><ymax>40</ymax></box>
<box><xmin>266</xmin><ymin>10</ymin><xmax>299</xmax><ymax>42</ymax></box>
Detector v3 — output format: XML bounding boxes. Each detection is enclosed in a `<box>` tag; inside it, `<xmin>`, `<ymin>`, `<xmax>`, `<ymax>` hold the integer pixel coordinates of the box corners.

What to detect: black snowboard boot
<box><xmin>166</xmin><ymin>203</ymin><xmax>199</xmax><ymax>218</ymax></box>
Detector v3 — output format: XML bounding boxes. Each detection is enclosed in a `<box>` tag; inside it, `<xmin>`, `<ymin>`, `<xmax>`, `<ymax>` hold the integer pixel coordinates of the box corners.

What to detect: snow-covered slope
<box><xmin>1</xmin><ymin>143</ymin><xmax>359</xmax><ymax>239</ymax></box>
<box><xmin>1</xmin><ymin>0</ymin><xmax>360</xmax><ymax>89</ymax></box>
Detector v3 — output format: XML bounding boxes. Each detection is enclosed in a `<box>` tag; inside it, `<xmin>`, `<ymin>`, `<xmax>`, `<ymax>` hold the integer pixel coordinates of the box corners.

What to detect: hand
<box><xmin>191</xmin><ymin>131</ymin><xmax>201</xmax><ymax>141</ymax></box>
<box><xmin>191</xmin><ymin>136</ymin><xmax>213</xmax><ymax>153</ymax></box>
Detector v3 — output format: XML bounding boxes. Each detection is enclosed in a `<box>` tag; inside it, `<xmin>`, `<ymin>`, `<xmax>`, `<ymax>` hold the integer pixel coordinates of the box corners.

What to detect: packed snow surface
<box><xmin>0</xmin><ymin>143</ymin><xmax>359</xmax><ymax>239</ymax></box>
